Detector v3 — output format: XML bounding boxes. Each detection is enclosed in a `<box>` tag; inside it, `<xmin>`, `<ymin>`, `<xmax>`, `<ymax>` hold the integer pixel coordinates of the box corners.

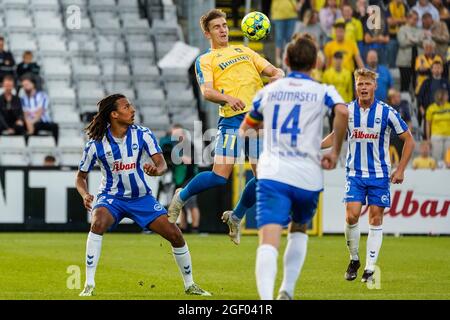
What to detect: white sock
<box><xmin>279</xmin><ymin>232</ymin><xmax>308</xmax><ymax>298</ymax></box>
<box><xmin>85</xmin><ymin>231</ymin><xmax>103</xmax><ymax>287</ymax></box>
<box><xmin>345</xmin><ymin>222</ymin><xmax>360</xmax><ymax>261</ymax></box>
<box><xmin>366</xmin><ymin>225</ymin><xmax>383</xmax><ymax>272</ymax></box>
<box><xmin>255</xmin><ymin>244</ymin><xmax>278</xmax><ymax>300</ymax></box>
<box><xmin>172</xmin><ymin>244</ymin><xmax>194</xmax><ymax>289</ymax></box>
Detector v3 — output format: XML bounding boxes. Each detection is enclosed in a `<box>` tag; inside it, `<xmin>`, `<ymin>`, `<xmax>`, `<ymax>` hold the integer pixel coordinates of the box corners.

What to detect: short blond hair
<box><xmin>354</xmin><ymin>68</ymin><xmax>378</xmax><ymax>82</ymax></box>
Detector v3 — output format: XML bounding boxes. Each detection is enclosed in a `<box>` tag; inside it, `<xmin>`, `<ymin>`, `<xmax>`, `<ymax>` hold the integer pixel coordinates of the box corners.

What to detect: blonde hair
<box><xmin>354</xmin><ymin>68</ymin><xmax>378</xmax><ymax>82</ymax></box>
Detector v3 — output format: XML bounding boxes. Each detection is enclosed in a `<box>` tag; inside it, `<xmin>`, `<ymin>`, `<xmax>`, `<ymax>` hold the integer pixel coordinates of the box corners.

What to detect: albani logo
<box><xmin>112</xmin><ymin>161</ymin><xmax>136</xmax><ymax>172</ymax></box>
<box><xmin>351</xmin><ymin>129</ymin><xmax>379</xmax><ymax>139</ymax></box>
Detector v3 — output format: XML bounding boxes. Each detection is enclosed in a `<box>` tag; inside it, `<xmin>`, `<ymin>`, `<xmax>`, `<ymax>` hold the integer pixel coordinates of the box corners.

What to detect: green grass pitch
<box><xmin>0</xmin><ymin>233</ymin><xmax>449</xmax><ymax>300</ymax></box>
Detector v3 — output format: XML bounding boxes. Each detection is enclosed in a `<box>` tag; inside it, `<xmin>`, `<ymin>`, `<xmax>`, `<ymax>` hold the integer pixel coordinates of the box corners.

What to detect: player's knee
<box><xmin>167</xmin><ymin>228</ymin><xmax>185</xmax><ymax>247</ymax></box>
<box><xmin>91</xmin><ymin>218</ymin><xmax>109</xmax><ymax>234</ymax></box>
<box><xmin>345</xmin><ymin>214</ymin><xmax>359</xmax><ymax>225</ymax></box>
<box><xmin>369</xmin><ymin>216</ymin><xmax>383</xmax><ymax>226</ymax></box>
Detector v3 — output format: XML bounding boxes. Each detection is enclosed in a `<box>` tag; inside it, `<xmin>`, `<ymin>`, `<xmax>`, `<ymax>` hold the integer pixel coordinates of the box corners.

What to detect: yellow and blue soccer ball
<box><xmin>241</xmin><ymin>11</ymin><xmax>271</xmax><ymax>41</ymax></box>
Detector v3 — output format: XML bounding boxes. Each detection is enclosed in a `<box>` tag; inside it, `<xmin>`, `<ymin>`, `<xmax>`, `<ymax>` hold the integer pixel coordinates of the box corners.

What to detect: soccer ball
<box><xmin>241</xmin><ymin>11</ymin><xmax>271</xmax><ymax>41</ymax></box>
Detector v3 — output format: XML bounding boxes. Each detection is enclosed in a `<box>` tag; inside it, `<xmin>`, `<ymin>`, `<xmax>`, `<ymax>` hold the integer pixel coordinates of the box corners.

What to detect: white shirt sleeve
<box><xmin>323</xmin><ymin>84</ymin><xmax>345</xmax><ymax>110</ymax></box>
<box><xmin>142</xmin><ymin>128</ymin><xmax>162</xmax><ymax>156</ymax></box>
<box><xmin>79</xmin><ymin>141</ymin><xmax>97</xmax><ymax>172</ymax></box>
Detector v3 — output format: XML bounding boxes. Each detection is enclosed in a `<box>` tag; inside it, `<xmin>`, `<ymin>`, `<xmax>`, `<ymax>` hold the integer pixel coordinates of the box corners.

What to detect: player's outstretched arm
<box><xmin>261</xmin><ymin>65</ymin><xmax>285</xmax><ymax>83</ymax></box>
<box><xmin>391</xmin><ymin>130</ymin><xmax>415</xmax><ymax>184</ymax></box>
<box><xmin>200</xmin><ymin>82</ymin><xmax>245</xmax><ymax>111</ymax></box>
<box><xmin>321</xmin><ymin>103</ymin><xmax>349</xmax><ymax>169</ymax></box>
<box><xmin>144</xmin><ymin>153</ymin><xmax>168</xmax><ymax>176</ymax></box>
<box><xmin>75</xmin><ymin>170</ymin><xmax>94</xmax><ymax>210</ymax></box>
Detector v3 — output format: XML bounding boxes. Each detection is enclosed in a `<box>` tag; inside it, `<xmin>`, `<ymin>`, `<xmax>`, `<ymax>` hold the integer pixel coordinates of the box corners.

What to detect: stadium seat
<box><xmin>0</xmin><ymin>136</ymin><xmax>29</xmax><ymax>166</ymax></box>
<box><xmin>68</xmin><ymin>40</ymin><xmax>97</xmax><ymax>57</ymax></box>
<box><xmin>88</xmin><ymin>0</ymin><xmax>117</xmax><ymax>13</ymax></box>
<box><xmin>123</xmin><ymin>18</ymin><xmax>150</xmax><ymax>35</ymax></box>
<box><xmin>5</xmin><ymin>9</ymin><xmax>33</xmax><ymax>32</ymax></box>
<box><xmin>38</xmin><ymin>35</ymin><xmax>68</xmax><ymax>57</ymax></box>
<box><xmin>135</xmin><ymin>88</ymin><xmax>165</xmax><ymax>107</ymax></box>
<box><xmin>48</xmin><ymin>87</ymin><xmax>76</xmax><ymax>105</ymax></box>
<box><xmin>73</xmin><ymin>65</ymin><xmax>101</xmax><ymax>81</ymax></box>
<box><xmin>77</xmin><ymin>87</ymin><xmax>105</xmax><ymax>106</ymax></box>
<box><xmin>151</xmin><ymin>19</ymin><xmax>181</xmax><ymax>43</ymax></box>
<box><xmin>41</xmin><ymin>59</ymin><xmax>71</xmax><ymax>81</ymax></box>
<box><xmin>131</xmin><ymin>62</ymin><xmax>160</xmax><ymax>82</ymax></box>
<box><xmin>27</xmin><ymin>136</ymin><xmax>57</xmax><ymax>166</ymax></box>
<box><xmin>31</xmin><ymin>0</ymin><xmax>60</xmax><ymax>12</ymax></box>
<box><xmin>127</xmin><ymin>41</ymin><xmax>155</xmax><ymax>60</ymax></box>
<box><xmin>3</xmin><ymin>0</ymin><xmax>28</xmax><ymax>10</ymax></box>
<box><xmin>53</xmin><ymin>111</ymin><xmax>82</xmax><ymax>138</ymax></box>
<box><xmin>58</xmin><ymin>136</ymin><xmax>84</xmax><ymax>166</ymax></box>
<box><xmin>155</xmin><ymin>41</ymin><xmax>176</xmax><ymax>60</ymax></box>
<box><xmin>96</xmin><ymin>38</ymin><xmax>126</xmax><ymax>59</ymax></box>
<box><xmin>117</xmin><ymin>0</ymin><xmax>140</xmax><ymax>13</ymax></box>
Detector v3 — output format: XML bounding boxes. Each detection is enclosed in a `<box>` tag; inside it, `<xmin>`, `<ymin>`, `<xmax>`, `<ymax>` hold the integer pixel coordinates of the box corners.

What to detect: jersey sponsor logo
<box><xmin>350</xmin><ymin>129</ymin><xmax>379</xmax><ymax>140</ymax></box>
<box><xmin>218</xmin><ymin>55</ymin><xmax>250</xmax><ymax>70</ymax></box>
<box><xmin>112</xmin><ymin>161</ymin><xmax>136</xmax><ymax>172</ymax></box>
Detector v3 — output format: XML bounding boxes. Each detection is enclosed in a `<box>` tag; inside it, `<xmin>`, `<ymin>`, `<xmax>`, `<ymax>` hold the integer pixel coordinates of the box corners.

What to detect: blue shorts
<box><xmin>344</xmin><ymin>176</ymin><xmax>391</xmax><ymax>207</ymax></box>
<box><xmin>256</xmin><ymin>179</ymin><xmax>320</xmax><ymax>229</ymax></box>
<box><xmin>215</xmin><ymin>114</ymin><xmax>262</xmax><ymax>159</ymax></box>
<box><xmin>93</xmin><ymin>194</ymin><xmax>167</xmax><ymax>230</ymax></box>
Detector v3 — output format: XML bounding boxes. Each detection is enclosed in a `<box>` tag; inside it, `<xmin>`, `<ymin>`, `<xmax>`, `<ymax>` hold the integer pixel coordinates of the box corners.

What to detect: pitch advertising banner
<box><xmin>323</xmin><ymin>169</ymin><xmax>450</xmax><ymax>234</ymax></box>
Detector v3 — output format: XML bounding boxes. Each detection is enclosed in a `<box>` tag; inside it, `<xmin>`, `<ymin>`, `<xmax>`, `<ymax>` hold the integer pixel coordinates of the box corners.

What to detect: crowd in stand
<box><xmin>0</xmin><ymin>37</ymin><xmax>58</xmax><ymax>143</ymax></box>
<box><xmin>270</xmin><ymin>0</ymin><xmax>450</xmax><ymax>168</ymax></box>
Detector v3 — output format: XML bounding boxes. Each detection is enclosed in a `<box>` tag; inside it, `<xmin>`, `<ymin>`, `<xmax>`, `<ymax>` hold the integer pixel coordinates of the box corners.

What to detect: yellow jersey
<box><xmin>322</xmin><ymin>67</ymin><xmax>353</xmax><ymax>102</ymax></box>
<box><xmin>324</xmin><ymin>40</ymin><xmax>360</xmax><ymax>72</ymax></box>
<box><xmin>270</xmin><ymin>0</ymin><xmax>298</xmax><ymax>20</ymax></box>
<box><xmin>331</xmin><ymin>18</ymin><xmax>364</xmax><ymax>43</ymax></box>
<box><xmin>195</xmin><ymin>45</ymin><xmax>270</xmax><ymax>118</ymax></box>
<box><xmin>425</xmin><ymin>102</ymin><xmax>450</xmax><ymax>136</ymax></box>
<box><xmin>412</xmin><ymin>156</ymin><xmax>437</xmax><ymax>169</ymax></box>
<box><xmin>388</xmin><ymin>1</ymin><xmax>406</xmax><ymax>35</ymax></box>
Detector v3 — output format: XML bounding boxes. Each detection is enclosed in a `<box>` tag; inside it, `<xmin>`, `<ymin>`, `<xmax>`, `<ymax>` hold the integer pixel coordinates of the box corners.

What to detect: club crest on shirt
<box><xmin>132</xmin><ymin>143</ymin><xmax>138</xmax><ymax>150</ymax></box>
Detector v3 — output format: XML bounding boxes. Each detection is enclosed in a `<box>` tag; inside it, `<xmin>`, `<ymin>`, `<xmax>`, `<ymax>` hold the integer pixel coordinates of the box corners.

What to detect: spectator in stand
<box><xmin>319</xmin><ymin>0</ymin><xmax>342</xmax><ymax>40</ymax></box>
<box><xmin>43</xmin><ymin>155</ymin><xmax>57</xmax><ymax>167</ymax></box>
<box><xmin>363</xmin><ymin>8</ymin><xmax>390</xmax><ymax>66</ymax></box>
<box><xmin>324</xmin><ymin>22</ymin><xmax>364</xmax><ymax>72</ymax></box>
<box><xmin>425</xmin><ymin>88</ymin><xmax>450</xmax><ymax>161</ymax></box>
<box><xmin>417</xmin><ymin>60</ymin><xmax>450</xmax><ymax>131</ymax></box>
<box><xmin>332</xmin><ymin>5</ymin><xmax>364</xmax><ymax>45</ymax></box>
<box><xmin>322</xmin><ymin>51</ymin><xmax>353</xmax><ymax>102</ymax></box>
<box><xmin>421</xmin><ymin>12</ymin><xmax>449</xmax><ymax>78</ymax></box>
<box><xmin>171</xmin><ymin>124</ymin><xmax>201</xmax><ymax>234</ymax></box>
<box><xmin>20</xmin><ymin>76</ymin><xmax>59</xmax><ymax>143</ymax></box>
<box><xmin>313</xmin><ymin>0</ymin><xmax>341</xmax><ymax>11</ymax></box>
<box><xmin>397</xmin><ymin>10</ymin><xmax>422</xmax><ymax>92</ymax></box>
<box><xmin>412</xmin><ymin>0</ymin><xmax>440</xmax><ymax>27</ymax></box>
<box><xmin>431</xmin><ymin>0</ymin><xmax>450</xmax><ymax>31</ymax></box>
<box><xmin>354</xmin><ymin>0</ymin><xmax>368</xmax><ymax>20</ymax></box>
<box><xmin>412</xmin><ymin>141</ymin><xmax>437</xmax><ymax>169</ymax></box>
<box><xmin>388</xmin><ymin>88</ymin><xmax>413</xmax><ymax>159</ymax></box>
<box><xmin>294</xmin><ymin>32</ymin><xmax>325</xmax><ymax>81</ymax></box>
<box><xmin>386</xmin><ymin>0</ymin><xmax>407</xmax><ymax>68</ymax></box>
<box><xmin>366</xmin><ymin>50</ymin><xmax>393</xmax><ymax>102</ymax></box>
<box><xmin>0</xmin><ymin>75</ymin><xmax>25</xmax><ymax>135</ymax></box>
<box><xmin>388</xmin><ymin>88</ymin><xmax>413</xmax><ymax>129</ymax></box>
<box><xmin>271</xmin><ymin>0</ymin><xmax>299</xmax><ymax>67</ymax></box>
<box><xmin>422</xmin><ymin>13</ymin><xmax>449</xmax><ymax>60</ymax></box>
<box><xmin>415</xmin><ymin>40</ymin><xmax>443</xmax><ymax>94</ymax></box>
<box><xmin>294</xmin><ymin>9</ymin><xmax>327</xmax><ymax>48</ymax></box>
<box><xmin>0</xmin><ymin>36</ymin><xmax>15</xmax><ymax>83</ymax></box>
<box><xmin>16</xmin><ymin>51</ymin><xmax>41</xmax><ymax>81</ymax></box>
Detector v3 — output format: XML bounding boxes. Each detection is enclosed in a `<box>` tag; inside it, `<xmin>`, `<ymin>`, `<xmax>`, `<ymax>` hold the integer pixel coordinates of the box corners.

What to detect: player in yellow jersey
<box><xmin>167</xmin><ymin>9</ymin><xmax>284</xmax><ymax>244</ymax></box>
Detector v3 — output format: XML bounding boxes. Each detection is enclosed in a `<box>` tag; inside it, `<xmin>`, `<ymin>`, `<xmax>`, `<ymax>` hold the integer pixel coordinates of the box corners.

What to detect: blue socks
<box><xmin>179</xmin><ymin>171</ymin><xmax>228</xmax><ymax>202</ymax></box>
<box><xmin>233</xmin><ymin>177</ymin><xmax>256</xmax><ymax>220</ymax></box>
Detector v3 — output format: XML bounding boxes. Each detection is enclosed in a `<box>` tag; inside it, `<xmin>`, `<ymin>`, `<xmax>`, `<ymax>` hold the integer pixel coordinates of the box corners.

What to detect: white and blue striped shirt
<box><xmin>79</xmin><ymin>125</ymin><xmax>162</xmax><ymax>198</ymax></box>
<box><xmin>21</xmin><ymin>91</ymin><xmax>51</xmax><ymax>123</ymax></box>
<box><xmin>346</xmin><ymin>99</ymin><xmax>408</xmax><ymax>179</ymax></box>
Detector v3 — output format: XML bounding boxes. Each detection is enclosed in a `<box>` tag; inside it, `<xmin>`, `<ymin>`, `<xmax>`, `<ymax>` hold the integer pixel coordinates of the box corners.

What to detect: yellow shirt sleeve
<box><xmin>243</xmin><ymin>46</ymin><xmax>271</xmax><ymax>74</ymax></box>
<box><xmin>195</xmin><ymin>53</ymin><xmax>213</xmax><ymax>85</ymax></box>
